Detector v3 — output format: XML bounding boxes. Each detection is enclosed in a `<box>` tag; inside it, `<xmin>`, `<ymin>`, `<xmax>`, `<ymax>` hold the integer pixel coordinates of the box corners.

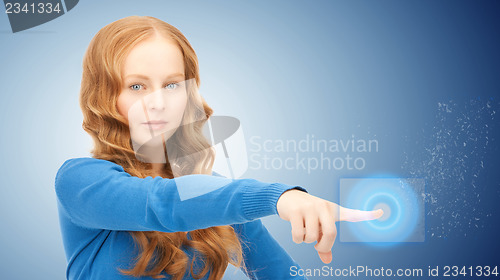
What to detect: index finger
<box><xmin>337</xmin><ymin>206</ymin><xmax>384</xmax><ymax>222</ymax></box>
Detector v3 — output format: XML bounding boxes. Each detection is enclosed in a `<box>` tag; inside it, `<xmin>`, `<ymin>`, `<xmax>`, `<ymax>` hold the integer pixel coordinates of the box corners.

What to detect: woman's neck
<box><xmin>151</xmin><ymin>163</ymin><xmax>167</xmax><ymax>177</ymax></box>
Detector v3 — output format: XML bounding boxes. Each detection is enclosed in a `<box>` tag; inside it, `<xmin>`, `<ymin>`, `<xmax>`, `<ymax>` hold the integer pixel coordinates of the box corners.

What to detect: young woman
<box><xmin>55</xmin><ymin>16</ymin><xmax>383</xmax><ymax>280</ymax></box>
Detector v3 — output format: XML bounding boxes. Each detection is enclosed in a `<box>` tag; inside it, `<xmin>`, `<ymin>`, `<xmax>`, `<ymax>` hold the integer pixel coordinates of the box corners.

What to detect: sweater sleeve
<box><xmin>54</xmin><ymin>157</ymin><xmax>307</xmax><ymax>232</ymax></box>
<box><xmin>233</xmin><ymin>219</ymin><xmax>308</xmax><ymax>280</ymax></box>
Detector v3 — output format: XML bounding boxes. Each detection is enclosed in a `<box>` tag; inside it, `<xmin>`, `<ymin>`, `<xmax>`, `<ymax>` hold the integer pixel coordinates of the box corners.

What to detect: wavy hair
<box><xmin>79</xmin><ymin>16</ymin><xmax>245</xmax><ymax>279</ymax></box>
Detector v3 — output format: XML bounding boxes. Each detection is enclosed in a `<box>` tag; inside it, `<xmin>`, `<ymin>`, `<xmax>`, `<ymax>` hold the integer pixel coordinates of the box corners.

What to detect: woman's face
<box><xmin>117</xmin><ymin>35</ymin><xmax>188</xmax><ymax>151</ymax></box>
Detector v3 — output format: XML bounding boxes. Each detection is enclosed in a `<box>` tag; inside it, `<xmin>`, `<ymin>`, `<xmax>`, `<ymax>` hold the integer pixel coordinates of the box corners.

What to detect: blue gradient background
<box><xmin>1</xmin><ymin>1</ymin><xmax>499</xmax><ymax>279</ymax></box>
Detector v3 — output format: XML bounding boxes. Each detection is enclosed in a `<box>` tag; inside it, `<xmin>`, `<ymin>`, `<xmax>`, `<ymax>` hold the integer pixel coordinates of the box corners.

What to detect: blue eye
<box><xmin>165</xmin><ymin>83</ymin><xmax>178</xmax><ymax>90</ymax></box>
<box><xmin>130</xmin><ymin>84</ymin><xmax>143</xmax><ymax>91</ymax></box>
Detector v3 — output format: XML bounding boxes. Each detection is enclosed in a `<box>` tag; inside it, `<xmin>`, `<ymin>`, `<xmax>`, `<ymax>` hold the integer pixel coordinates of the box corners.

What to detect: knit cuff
<box><xmin>242</xmin><ymin>181</ymin><xmax>308</xmax><ymax>220</ymax></box>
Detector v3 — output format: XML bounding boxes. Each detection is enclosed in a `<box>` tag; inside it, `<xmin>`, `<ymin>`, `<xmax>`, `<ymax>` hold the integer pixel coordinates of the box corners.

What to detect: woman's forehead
<box><xmin>122</xmin><ymin>36</ymin><xmax>184</xmax><ymax>79</ymax></box>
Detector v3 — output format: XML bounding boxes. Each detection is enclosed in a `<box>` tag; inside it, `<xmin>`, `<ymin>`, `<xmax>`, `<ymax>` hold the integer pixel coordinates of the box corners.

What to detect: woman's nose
<box><xmin>146</xmin><ymin>90</ymin><xmax>165</xmax><ymax>111</ymax></box>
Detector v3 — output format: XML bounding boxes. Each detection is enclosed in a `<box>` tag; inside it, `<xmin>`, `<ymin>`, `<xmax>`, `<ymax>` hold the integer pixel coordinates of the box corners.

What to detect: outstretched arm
<box><xmin>54</xmin><ymin>157</ymin><xmax>306</xmax><ymax>232</ymax></box>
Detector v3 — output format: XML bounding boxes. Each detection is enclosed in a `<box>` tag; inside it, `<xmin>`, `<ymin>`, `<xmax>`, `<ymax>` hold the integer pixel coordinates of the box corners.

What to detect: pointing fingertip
<box><xmin>318</xmin><ymin>252</ymin><xmax>333</xmax><ymax>264</ymax></box>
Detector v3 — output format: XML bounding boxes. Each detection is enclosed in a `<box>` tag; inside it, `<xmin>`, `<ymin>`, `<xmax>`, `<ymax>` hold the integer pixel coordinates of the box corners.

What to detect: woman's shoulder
<box><xmin>59</xmin><ymin>157</ymin><xmax>122</xmax><ymax>170</ymax></box>
<box><xmin>60</xmin><ymin>156</ymin><xmax>118</xmax><ymax>165</ymax></box>
<box><xmin>56</xmin><ymin>157</ymin><xmax>125</xmax><ymax>183</ymax></box>
<box><xmin>54</xmin><ymin>157</ymin><xmax>131</xmax><ymax>202</ymax></box>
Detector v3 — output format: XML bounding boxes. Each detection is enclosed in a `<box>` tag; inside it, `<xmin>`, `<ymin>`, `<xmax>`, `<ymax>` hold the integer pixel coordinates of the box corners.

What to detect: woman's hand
<box><xmin>276</xmin><ymin>189</ymin><xmax>383</xmax><ymax>264</ymax></box>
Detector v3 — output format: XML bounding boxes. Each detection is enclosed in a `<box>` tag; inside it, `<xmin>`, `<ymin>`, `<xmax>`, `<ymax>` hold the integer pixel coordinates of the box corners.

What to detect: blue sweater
<box><xmin>55</xmin><ymin>157</ymin><xmax>309</xmax><ymax>279</ymax></box>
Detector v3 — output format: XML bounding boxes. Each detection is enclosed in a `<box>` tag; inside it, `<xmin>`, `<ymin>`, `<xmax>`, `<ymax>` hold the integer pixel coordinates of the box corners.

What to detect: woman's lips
<box><xmin>143</xmin><ymin>121</ymin><xmax>168</xmax><ymax>130</ymax></box>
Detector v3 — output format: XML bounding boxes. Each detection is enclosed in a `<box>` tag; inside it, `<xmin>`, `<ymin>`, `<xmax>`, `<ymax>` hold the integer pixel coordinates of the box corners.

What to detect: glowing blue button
<box><xmin>339</xmin><ymin>178</ymin><xmax>425</xmax><ymax>244</ymax></box>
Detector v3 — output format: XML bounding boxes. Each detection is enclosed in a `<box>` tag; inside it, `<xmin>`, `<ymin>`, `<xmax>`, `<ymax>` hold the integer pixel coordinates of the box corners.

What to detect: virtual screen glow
<box><xmin>340</xmin><ymin>178</ymin><xmax>425</xmax><ymax>245</ymax></box>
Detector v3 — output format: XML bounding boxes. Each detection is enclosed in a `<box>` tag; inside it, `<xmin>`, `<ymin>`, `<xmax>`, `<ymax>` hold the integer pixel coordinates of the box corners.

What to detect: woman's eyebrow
<box><xmin>124</xmin><ymin>73</ymin><xmax>185</xmax><ymax>80</ymax></box>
